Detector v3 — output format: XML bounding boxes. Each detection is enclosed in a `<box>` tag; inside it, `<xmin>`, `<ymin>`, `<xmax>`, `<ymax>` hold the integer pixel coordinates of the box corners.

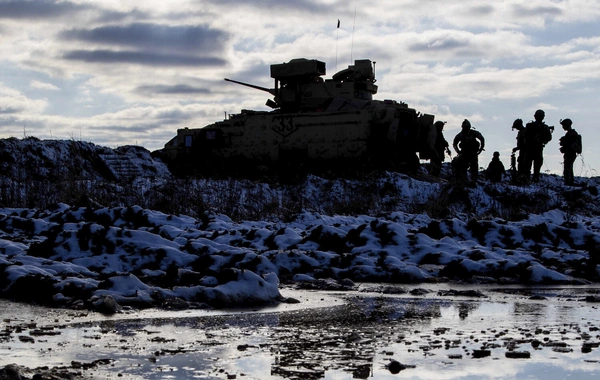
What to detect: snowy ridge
<box><xmin>0</xmin><ymin>137</ymin><xmax>170</xmax><ymax>182</ymax></box>
<box><xmin>1</xmin><ymin>137</ymin><xmax>600</xmax><ymax>312</ymax></box>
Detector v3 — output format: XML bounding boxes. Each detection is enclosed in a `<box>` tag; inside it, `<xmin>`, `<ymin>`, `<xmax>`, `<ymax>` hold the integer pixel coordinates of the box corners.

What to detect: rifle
<box><xmin>510</xmin><ymin>151</ymin><xmax>516</xmax><ymax>173</ymax></box>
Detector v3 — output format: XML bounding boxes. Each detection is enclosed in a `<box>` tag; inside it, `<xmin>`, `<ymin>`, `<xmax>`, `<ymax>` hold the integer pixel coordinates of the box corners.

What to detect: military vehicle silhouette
<box><xmin>160</xmin><ymin>58</ymin><xmax>437</xmax><ymax>176</ymax></box>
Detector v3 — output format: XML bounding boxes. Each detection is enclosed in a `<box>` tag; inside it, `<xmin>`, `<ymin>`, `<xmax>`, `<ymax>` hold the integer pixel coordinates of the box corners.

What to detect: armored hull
<box><xmin>160</xmin><ymin>58</ymin><xmax>436</xmax><ymax>176</ymax></box>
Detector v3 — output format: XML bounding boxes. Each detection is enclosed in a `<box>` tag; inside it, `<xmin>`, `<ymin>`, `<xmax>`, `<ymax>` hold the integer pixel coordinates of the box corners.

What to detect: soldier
<box><xmin>511</xmin><ymin>119</ymin><xmax>527</xmax><ymax>180</ymax></box>
<box><xmin>524</xmin><ymin>109</ymin><xmax>553</xmax><ymax>182</ymax></box>
<box><xmin>485</xmin><ymin>151</ymin><xmax>506</xmax><ymax>182</ymax></box>
<box><xmin>558</xmin><ymin>118</ymin><xmax>582</xmax><ymax>186</ymax></box>
<box><xmin>452</xmin><ymin>119</ymin><xmax>485</xmax><ymax>182</ymax></box>
<box><xmin>430</xmin><ymin>121</ymin><xmax>451</xmax><ymax>177</ymax></box>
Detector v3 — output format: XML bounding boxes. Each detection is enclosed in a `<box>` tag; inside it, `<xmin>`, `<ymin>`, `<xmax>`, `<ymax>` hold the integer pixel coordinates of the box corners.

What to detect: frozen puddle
<box><xmin>2</xmin><ymin>285</ymin><xmax>600</xmax><ymax>379</ymax></box>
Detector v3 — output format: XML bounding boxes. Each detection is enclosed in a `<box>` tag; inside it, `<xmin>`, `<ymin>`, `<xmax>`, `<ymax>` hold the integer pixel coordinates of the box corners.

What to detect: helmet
<box><xmin>534</xmin><ymin>109</ymin><xmax>545</xmax><ymax>118</ymax></box>
<box><xmin>493</xmin><ymin>151</ymin><xmax>500</xmax><ymax>157</ymax></box>
<box><xmin>560</xmin><ymin>118</ymin><xmax>572</xmax><ymax>126</ymax></box>
<box><xmin>434</xmin><ymin>120</ymin><xmax>445</xmax><ymax>130</ymax></box>
<box><xmin>461</xmin><ymin>119</ymin><xmax>471</xmax><ymax>129</ymax></box>
<box><xmin>512</xmin><ymin>118</ymin><xmax>523</xmax><ymax>130</ymax></box>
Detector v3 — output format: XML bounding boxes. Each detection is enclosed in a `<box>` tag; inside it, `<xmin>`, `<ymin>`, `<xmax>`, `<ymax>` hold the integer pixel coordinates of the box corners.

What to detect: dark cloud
<box><xmin>60</xmin><ymin>23</ymin><xmax>229</xmax><ymax>54</ymax></box>
<box><xmin>93</xmin><ymin>8</ymin><xmax>149</xmax><ymax>23</ymax></box>
<box><xmin>155</xmin><ymin>109</ymin><xmax>191</xmax><ymax>121</ymax></box>
<box><xmin>63</xmin><ymin>50</ymin><xmax>227</xmax><ymax>67</ymax></box>
<box><xmin>204</xmin><ymin>0</ymin><xmax>342</xmax><ymax>12</ymax></box>
<box><xmin>408</xmin><ymin>36</ymin><xmax>470</xmax><ymax>53</ymax></box>
<box><xmin>136</xmin><ymin>84</ymin><xmax>211</xmax><ymax>95</ymax></box>
<box><xmin>0</xmin><ymin>0</ymin><xmax>90</xmax><ymax>19</ymax></box>
<box><xmin>91</xmin><ymin>121</ymin><xmax>181</xmax><ymax>134</ymax></box>
<box><xmin>0</xmin><ymin>107</ymin><xmax>22</xmax><ymax>114</ymax></box>
<box><xmin>468</xmin><ymin>5</ymin><xmax>494</xmax><ymax>16</ymax></box>
<box><xmin>89</xmin><ymin>124</ymin><xmax>157</xmax><ymax>134</ymax></box>
<box><xmin>512</xmin><ymin>4</ymin><xmax>563</xmax><ymax>18</ymax></box>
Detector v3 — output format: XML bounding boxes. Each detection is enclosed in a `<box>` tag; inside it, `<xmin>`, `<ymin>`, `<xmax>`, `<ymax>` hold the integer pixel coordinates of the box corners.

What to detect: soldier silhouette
<box><xmin>485</xmin><ymin>151</ymin><xmax>506</xmax><ymax>183</ymax></box>
<box><xmin>523</xmin><ymin>110</ymin><xmax>553</xmax><ymax>182</ymax></box>
<box><xmin>430</xmin><ymin>121</ymin><xmax>451</xmax><ymax>177</ymax></box>
<box><xmin>511</xmin><ymin>118</ymin><xmax>527</xmax><ymax>183</ymax></box>
<box><xmin>452</xmin><ymin>119</ymin><xmax>485</xmax><ymax>183</ymax></box>
<box><xmin>558</xmin><ymin>118</ymin><xmax>582</xmax><ymax>186</ymax></box>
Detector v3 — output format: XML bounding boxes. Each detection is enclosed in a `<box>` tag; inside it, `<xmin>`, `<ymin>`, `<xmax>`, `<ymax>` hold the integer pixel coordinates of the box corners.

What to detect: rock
<box><xmin>505</xmin><ymin>351</ymin><xmax>531</xmax><ymax>359</ymax></box>
<box><xmin>162</xmin><ymin>297</ymin><xmax>190</xmax><ymax>310</ymax></box>
<box><xmin>387</xmin><ymin>360</ymin><xmax>415</xmax><ymax>374</ymax></box>
<box><xmin>339</xmin><ymin>278</ymin><xmax>356</xmax><ymax>287</ymax></box>
<box><xmin>552</xmin><ymin>347</ymin><xmax>573</xmax><ymax>353</ymax></box>
<box><xmin>346</xmin><ymin>332</ymin><xmax>362</xmax><ymax>343</ymax></box>
<box><xmin>1</xmin><ymin>364</ymin><xmax>24</xmax><ymax>380</ymax></box>
<box><xmin>410</xmin><ymin>288</ymin><xmax>430</xmax><ymax>296</ymax></box>
<box><xmin>93</xmin><ymin>295</ymin><xmax>122</xmax><ymax>314</ymax></box>
<box><xmin>472</xmin><ymin>349</ymin><xmax>491</xmax><ymax>358</ymax></box>
<box><xmin>529</xmin><ymin>295</ymin><xmax>547</xmax><ymax>300</ymax></box>
<box><xmin>17</xmin><ymin>336</ymin><xmax>34</xmax><ymax>343</ymax></box>
<box><xmin>438</xmin><ymin>289</ymin><xmax>487</xmax><ymax>298</ymax></box>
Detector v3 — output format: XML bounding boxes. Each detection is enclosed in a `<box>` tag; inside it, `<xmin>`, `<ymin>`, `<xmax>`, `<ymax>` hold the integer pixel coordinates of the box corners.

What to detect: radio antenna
<box><xmin>336</xmin><ymin>19</ymin><xmax>340</xmax><ymax>72</ymax></box>
<box><xmin>350</xmin><ymin>1</ymin><xmax>357</xmax><ymax>63</ymax></box>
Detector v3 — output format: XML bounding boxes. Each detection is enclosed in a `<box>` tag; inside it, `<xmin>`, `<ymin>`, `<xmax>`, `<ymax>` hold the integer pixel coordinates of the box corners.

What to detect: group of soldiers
<box><xmin>429</xmin><ymin>109</ymin><xmax>582</xmax><ymax>186</ymax></box>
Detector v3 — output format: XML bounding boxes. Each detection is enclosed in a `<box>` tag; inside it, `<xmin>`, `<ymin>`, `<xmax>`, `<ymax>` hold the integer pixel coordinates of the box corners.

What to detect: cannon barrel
<box><xmin>224</xmin><ymin>78</ymin><xmax>276</xmax><ymax>96</ymax></box>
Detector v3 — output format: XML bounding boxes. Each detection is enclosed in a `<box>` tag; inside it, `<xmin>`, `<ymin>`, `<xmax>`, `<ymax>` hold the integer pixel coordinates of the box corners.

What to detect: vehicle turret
<box><xmin>225</xmin><ymin>58</ymin><xmax>378</xmax><ymax>112</ymax></box>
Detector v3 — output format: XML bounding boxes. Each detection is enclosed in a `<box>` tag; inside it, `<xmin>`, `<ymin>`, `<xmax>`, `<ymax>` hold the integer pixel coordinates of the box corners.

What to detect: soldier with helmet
<box><xmin>559</xmin><ymin>118</ymin><xmax>582</xmax><ymax>186</ymax></box>
<box><xmin>430</xmin><ymin>120</ymin><xmax>451</xmax><ymax>177</ymax></box>
<box><xmin>485</xmin><ymin>151</ymin><xmax>506</xmax><ymax>182</ymax></box>
<box><xmin>452</xmin><ymin>119</ymin><xmax>485</xmax><ymax>183</ymax></box>
<box><xmin>524</xmin><ymin>109</ymin><xmax>553</xmax><ymax>182</ymax></box>
<box><xmin>511</xmin><ymin>118</ymin><xmax>527</xmax><ymax>182</ymax></box>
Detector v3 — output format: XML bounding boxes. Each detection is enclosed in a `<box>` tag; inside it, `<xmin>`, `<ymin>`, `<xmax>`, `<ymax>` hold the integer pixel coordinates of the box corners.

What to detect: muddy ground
<box><xmin>2</xmin><ymin>284</ymin><xmax>600</xmax><ymax>379</ymax></box>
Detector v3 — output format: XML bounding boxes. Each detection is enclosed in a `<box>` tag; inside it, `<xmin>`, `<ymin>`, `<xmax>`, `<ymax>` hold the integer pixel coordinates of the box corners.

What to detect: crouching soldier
<box><xmin>485</xmin><ymin>151</ymin><xmax>506</xmax><ymax>182</ymax></box>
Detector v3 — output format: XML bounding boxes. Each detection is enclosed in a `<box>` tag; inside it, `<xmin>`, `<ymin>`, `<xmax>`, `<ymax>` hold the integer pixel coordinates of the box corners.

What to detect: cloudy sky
<box><xmin>1</xmin><ymin>0</ymin><xmax>599</xmax><ymax>175</ymax></box>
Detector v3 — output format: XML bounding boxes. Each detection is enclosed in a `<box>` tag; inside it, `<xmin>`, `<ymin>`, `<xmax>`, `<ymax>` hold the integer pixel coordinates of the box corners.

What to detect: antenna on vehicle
<box><xmin>350</xmin><ymin>1</ymin><xmax>357</xmax><ymax>63</ymax></box>
<box><xmin>336</xmin><ymin>19</ymin><xmax>340</xmax><ymax>72</ymax></box>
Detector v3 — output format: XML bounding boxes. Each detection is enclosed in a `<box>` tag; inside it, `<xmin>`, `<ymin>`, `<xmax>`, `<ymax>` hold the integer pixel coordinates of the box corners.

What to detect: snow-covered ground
<box><xmin>1</xmin><ymin>138</ymin><xmax>600</xmax><ymax>312</ymax></box>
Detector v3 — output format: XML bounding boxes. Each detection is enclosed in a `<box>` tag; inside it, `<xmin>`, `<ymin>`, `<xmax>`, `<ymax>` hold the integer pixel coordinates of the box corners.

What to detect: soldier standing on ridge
<box><xmin>524</xmin><ymin>109</ymin><xmax>553</xmax><ymax>183</ymax></box>
<box><xmin>511</xmin><ymin>118</ymin><xmax>527</xmax><ymax>183</ymax></box>
<box><xmin>452</xmin><ymin>119</ymin><xmax>485</xmax><ymax>183</ymax></box>
<box><xmin>558</xmin><ymin>118</ymin><xmax>582</xmax><ymax>186</ymax></box>
<box><xmin>430</xmin><ymin>121</ymin><xmax>451</xmax><ymax>177</ymax></box>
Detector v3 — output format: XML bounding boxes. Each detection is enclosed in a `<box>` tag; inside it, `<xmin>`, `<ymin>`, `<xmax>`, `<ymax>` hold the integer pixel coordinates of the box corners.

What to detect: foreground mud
<box><xmin>2</xmin><ymin>284</ymin><xmax>600</xmax><ymax>379</ymax></box>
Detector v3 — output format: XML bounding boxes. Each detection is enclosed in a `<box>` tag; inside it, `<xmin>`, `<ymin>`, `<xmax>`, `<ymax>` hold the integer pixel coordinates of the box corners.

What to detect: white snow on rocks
<box><xmin>1</xmin><ymin>138</ymin><xmax>600</xmax><ymax>313</ymax></box>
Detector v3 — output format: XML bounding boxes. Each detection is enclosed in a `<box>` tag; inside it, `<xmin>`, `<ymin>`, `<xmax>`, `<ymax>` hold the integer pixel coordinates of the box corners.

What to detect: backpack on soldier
<box><xmin>526</xmin><ymin>121</ymin><xmax>553</xmax><ymax>145</ymax></box>
<box><xmin>541</xmin><ymin>125</ymin><xmax>553</xmax><ymax>144</ymax></box>
<box><xmin>573</xmin><ymin>130</ymin><xmax>582</xmax><ymax>154</ymax></box>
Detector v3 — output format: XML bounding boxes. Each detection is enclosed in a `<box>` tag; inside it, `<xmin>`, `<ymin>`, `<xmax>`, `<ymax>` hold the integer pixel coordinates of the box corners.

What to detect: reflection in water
<box><xmin>2</xmin><ymin>287</ymin><xmax>600</xmax><ymax>379</ymax></box>
<box><xmin>457</xmin><ymin>301</ymin><xmax>479</xmax><ymax>319</ymax></box>
<box><xmin>267</xmin><ymin>298</ymin><xmax>444</xmax><ymax>379</ymax></box>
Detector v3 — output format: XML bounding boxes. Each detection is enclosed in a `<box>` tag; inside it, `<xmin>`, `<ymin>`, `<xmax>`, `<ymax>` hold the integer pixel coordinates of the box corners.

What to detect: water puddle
<box><xmin>2</xmin><ymin>284</ymin><xmax>600</xmax><ymax>379</ymax></box>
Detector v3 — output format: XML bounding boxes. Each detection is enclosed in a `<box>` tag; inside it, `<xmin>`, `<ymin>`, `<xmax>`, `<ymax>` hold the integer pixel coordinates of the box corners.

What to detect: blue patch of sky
<box><xmin>0</xmin><ymin>62</ymin><xmax>127</xmax><ymax>118</ymax></box>
<box><xmin>526</xmin><ymin>21</ymin><xmax>600</xmax><ymax>45</ymax></box>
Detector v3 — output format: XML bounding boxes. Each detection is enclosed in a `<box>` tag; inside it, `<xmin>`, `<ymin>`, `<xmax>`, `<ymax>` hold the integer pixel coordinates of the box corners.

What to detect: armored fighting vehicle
<box><xmin>160</xmin><ymin>58</ymin><xmax>437</xmax><ymax>176</ymax></box>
